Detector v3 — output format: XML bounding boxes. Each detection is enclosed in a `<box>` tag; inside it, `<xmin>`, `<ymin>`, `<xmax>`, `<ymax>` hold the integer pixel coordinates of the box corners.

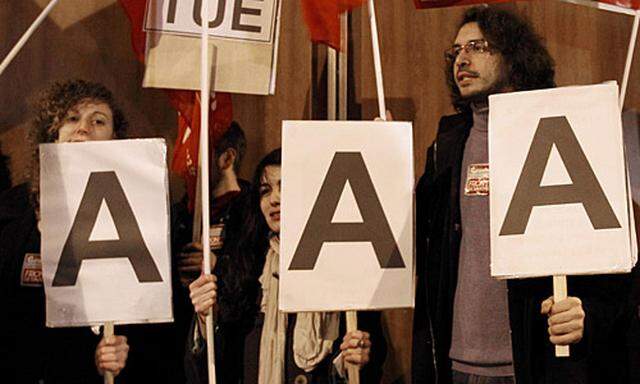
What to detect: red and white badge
<box><xmin>210</xmin><ymin>224</ymin><xmax>225</xmax><ymax>251</ymax></box>
<box><xmin>465</xmin><ymin>163</ymin><xmax>490</xmax><ymax>196</ymax></box>
<box><xmin>21</xmin><ymin>253</ymin><xmax>43</xmax><ymax>287</ymax></box>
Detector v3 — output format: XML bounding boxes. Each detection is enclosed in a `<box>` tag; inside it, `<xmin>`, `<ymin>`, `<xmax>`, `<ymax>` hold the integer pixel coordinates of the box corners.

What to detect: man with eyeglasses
<box><xmin>412</xmin><ymin>6</ymin><xmax>630</xmax><ymax>384</ymax></box>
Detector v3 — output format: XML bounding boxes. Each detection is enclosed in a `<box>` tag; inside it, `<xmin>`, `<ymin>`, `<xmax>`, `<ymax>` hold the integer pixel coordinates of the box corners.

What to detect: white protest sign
<box><xmin>280</xmin><ymin>121</ymin><xmax>414</xmax><ymax>312</ymax></box>
<box><xmin>145</xmin><ymin>0</ymin><xmax>278</xmax><ymax>42</ymax></box>
<box><xmin>40</xmin><ymin>139</ymin><xmax>172</xmax><ymax>327</ymax></box>
<box><xmin>143</xmin><ymin>0</ymin><xmax>282</xmax><ymax>95</ymax></box>
<box><xmin>489</xmin><ymin>83</ymin><xmax>636</xmax><ymax>279</ymax></box>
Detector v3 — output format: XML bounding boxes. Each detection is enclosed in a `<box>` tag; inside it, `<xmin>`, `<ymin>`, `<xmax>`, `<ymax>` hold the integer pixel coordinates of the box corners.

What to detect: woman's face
<box><xmin>259</xmin><ymin>165</ymin><xmax>281</xmax><ymax>233</ymax></box>
<box><xmin>56</xmin><ymin>99</ymin><xmax>115</xmax><ymax>143</ymax></box>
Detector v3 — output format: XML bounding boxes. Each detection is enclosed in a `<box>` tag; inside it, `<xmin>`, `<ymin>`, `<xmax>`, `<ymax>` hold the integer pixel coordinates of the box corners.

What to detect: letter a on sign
<box><xmin>289</xmin><ymin>152</ymin><xmax>404</xmax><ymax>270</ymax></box>
<box><xmin>489</xmin><ymin>83</ymin><xmax>635</xmax><ymax>279</ymax></box>
<box><xmin>500</xmin><ymin>116</ymin><xmax>620</xmax><ymax>236</ymax></box>
<box><xmin>280</xmin><ymin>121</ymin><xmax>414</xmax><ymax>312</ymax></box>
<box><xmin>41</xmin><ymin>139</ymin><xmax>172</xmax><ymax>327</ymax></box>
<box><xmin>53</xmin><ymin>171</ymin><xmax>162</xmax><ymax>286</ymax></box>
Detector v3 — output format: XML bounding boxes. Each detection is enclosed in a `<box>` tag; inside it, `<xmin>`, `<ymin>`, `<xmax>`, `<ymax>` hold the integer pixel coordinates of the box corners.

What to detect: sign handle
<box><xmin>200</xmin><ymin>1</ymin><xmax>217</xmax><ymax>384</ymax></box>
<box><xmin>346</xmin><ymin>311</ymin><xmax>360</xmax><ymax>384</ymax></box>
<box><xmin>0</xmin><ymin>0</ymin><xmax>60</xmax><ymax>77</ymax></box>
<box><xmin>553</xmin><ymin>275</ymin><xmax>570</xmax><ymax>357</ymax></box>
<box><xmin>103</xmin><ymin>322</ymin><xmax>115</xmax><ymax>384</ymax></box>
<box><xmin>339</xmin><ymin>12</ymin><xmax>348</xmax><ymax>121</ymax></box>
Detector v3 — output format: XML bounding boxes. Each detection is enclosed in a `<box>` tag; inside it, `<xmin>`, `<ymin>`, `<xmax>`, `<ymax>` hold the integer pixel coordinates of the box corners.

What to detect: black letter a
<box><xmin>500</xmin><ymin>116</ymin><xmax>621</xmax><ymax>236</ymax></box>
<box><xmin>289</xmin><ymin>152</ymin><xmax>405</xmax><ymax>270</ymax></box>
<box><xmin>52</xmin><ymin>171</ymin><xmax>163</xmax><ymax>286</ymax></box>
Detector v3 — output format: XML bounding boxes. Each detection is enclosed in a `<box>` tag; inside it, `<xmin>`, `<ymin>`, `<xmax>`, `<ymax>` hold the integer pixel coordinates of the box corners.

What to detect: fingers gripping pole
<box><xmin>0</xmin><ymin>0</ymin><xmax>60</xmax><ymax>77</ymax></box>
<box><xmin>553</xmin><ymin>276</ymin><xmax>570</xmax><ymax>358</ymax></box>
<box><xmin>620</xmin><ymin>11</ymin><xmax>640</xmax><ymax>109</ymax></box>
<box><xmin>346</xmin><ymin>311</ymin><xmax>360</xmax><ymax>384</ymax></box>
<box><xmin>200</xmin><ymin>2</ymin><xmax>217</xmax><ymax>384</ymax></box>
<box><xmin>367</xmin><ymin>0</ymin><xmax>387</xmax><ymax>120</ymax></box>
<box><xmin>103</xmin><ymin>322</ymin><xmax>114</xmax><ymax>384</ymax></box>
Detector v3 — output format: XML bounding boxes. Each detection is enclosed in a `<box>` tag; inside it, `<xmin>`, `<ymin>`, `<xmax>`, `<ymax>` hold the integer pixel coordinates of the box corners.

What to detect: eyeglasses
<box><xmin>444</xmin><ymin>39</ymin><xmax>491</xmax><ymax>61</ymax></box>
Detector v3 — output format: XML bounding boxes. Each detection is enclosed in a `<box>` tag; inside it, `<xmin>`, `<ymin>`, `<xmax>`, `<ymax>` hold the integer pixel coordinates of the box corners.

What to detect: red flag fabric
<box><xmin>170</xmin><ymin>91</ymin><xmax>233</xmax><ymax>212</ymax></box>
<box><xmin>413</xmin><ymin>0</ymin><xmax>515</xmax><ymax>9</ymax></box>
<box><xmin>414</xmin><ymin>0</ymin><xmax>640</xmax><ymax>9</ymax></box>
<box><xmin>118</xmin><ymin>0</ymin><xmax>233</xmax><ymax>211</ymax></box>
<box><xmin>599</xmin><ymin>0</ymin><xmax>640</xmax><ymax>9</ymax></box>
<box><xmin>301</xmin><ymin>0</ymin><xmax>366</xmax><ymax>50</ymax></box>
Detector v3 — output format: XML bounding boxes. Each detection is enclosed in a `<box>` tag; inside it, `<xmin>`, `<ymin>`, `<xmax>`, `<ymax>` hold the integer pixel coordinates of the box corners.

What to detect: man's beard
<box><xmin>459</xmin><ymin>73</ymin><xmax>511</xmax><ymax>107</ymax></box>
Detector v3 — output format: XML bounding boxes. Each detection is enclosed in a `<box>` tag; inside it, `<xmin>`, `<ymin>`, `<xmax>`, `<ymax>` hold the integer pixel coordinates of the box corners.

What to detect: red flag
<box><xmin>301</xmin><ymin>0</ymin><xmax>366</xmax><ymax>50</ymax></box>
<box><xmin>599</xmin><ymin>0</ymin><xmax>640</xmax><ymax>9</ymax></box>
<box><xmin>118</xmin><ymin>0</ymin><xmax>233</xmax><ymax>211</ymax></box>
<box><xmin>414</xmin><ymin>0</ymin><xmax>640</xmax><ymax>9</ymax></box>
<box><xmin>170</xmin><ymin>91</ymin><xmax>233</xmax><ymax>212</ymax></box>
<box><xmin>413</xmin><ymin>0</ymin><xmax>515</xmax><ymax>9</ymax></box>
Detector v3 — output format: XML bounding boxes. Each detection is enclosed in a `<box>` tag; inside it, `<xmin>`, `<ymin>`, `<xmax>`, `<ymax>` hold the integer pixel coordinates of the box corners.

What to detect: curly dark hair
<box><xmin>32</xmin><ymin>79</ymin><xmax>128</xmax><ymax>143</ymax></box>
<box><xmin>447</xmin><ymin>6</ymin><xmax>556</xmax><ymax>111</ymax></box>
<box><xmin>28</xmin><ymin>80</ymin><xmax>128</xmax><ymax>212</ymax></box>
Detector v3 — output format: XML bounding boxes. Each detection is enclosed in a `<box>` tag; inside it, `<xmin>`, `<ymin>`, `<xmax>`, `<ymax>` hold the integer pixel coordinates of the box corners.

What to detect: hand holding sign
<box><xmin>489</xmin><ymin>83</ymin><xmax>635</xmax><ymax>357</ymax></box>
<box><xmin>540</xmin><ymin>296</ymin><xmax>585</xmax><ymax>346</ymax></box>
<box><xmin>95</xmin><ymin>333</ymin><xmax>129</xmax><ymax>377</ymax></box>
<box><xmin>189</xmin><ymin>273</ymin><xmax>218</xmax><ymax>337</ymax></box>
<box><xmin>340</xmin><ymin>330</ymin><xmax>372</xmax><ymax>366</ymax></box>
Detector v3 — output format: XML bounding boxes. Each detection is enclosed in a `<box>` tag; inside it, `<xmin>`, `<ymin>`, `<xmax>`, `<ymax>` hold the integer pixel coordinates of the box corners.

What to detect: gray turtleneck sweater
<box><xmin>448</xmin><ymin>105</ymin><xmax>515</xmax><ymax>377</ymax></box>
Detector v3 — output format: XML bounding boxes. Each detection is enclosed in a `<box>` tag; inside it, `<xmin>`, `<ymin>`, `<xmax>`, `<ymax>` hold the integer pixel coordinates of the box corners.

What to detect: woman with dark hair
<box><xmin>0</xmin><ymin>79</ymin><xmax>130</xmax><ymax>384</ymax></box>
<box><xmin>186</xmin><ymin>148</ymin><xmax>386</xmax><ymax>383</ymax></box>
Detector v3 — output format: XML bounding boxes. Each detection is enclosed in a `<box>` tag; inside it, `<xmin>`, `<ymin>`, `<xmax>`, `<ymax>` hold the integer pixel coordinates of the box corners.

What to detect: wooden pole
<box><xmin>620</xmin><ymin>11</ymin><xmax>640</xmax><ymax>109</ymax></box>
<box><xmin>328</xmin><ymin>47</ymin><xmax>337</xmax><ymax>121</ymax></box>
<box><xmin>103</xmin><ymin>322</ymin><xmax>114</xmax><ymax>384</ymax></box>
<box><xmin>334</xmin><ymin>11</ymin><xmax>359</xmax><ymax>384</ymax></box>
<box><xmin>0</xmin><ymin>0</ymin><xmax>60</xmax><ymax>77</ymax></box>
<box><xmin>192</xmin><ymin>147</ymin><xmax>203</xmax><ymax>243</ymax></box>
<box><xmin>367</xmin><ymin>0</ymin><xmax>387</xmax><ymax>120</ymax></box>
<box><xmin>339</xmin><ymin>13</ymin><xmax>348</xmax><ymax>121</ymax></box>
<box><xmin>346</xmin><ymin>311</ymin><xmax>360</xmax><ymax>384</ymax></box>
<box><xmin>200</xmin><ymin>2</ymin><xmax>217</xmax><ymax>383</ymax></box>
<box><xmin>553</xmin><ymin>275</ymin><xmax>570</xmax><ymax>357</ymax></box>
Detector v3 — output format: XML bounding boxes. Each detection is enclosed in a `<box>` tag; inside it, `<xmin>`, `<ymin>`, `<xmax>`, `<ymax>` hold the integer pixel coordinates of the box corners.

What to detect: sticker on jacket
<box><xmin>465</xmin><ymin>163</ymin><xmax>489</xmax><ymax>196</ymax></box>
<box><xmin>210</xmin><ymin>224</ymin><xmax>225</xmax><ymax>251</ymax></box>
<box><xmin>21</xmin><ymin>253</ymin><xmax>43</xmax><ymax>287</ymax></box>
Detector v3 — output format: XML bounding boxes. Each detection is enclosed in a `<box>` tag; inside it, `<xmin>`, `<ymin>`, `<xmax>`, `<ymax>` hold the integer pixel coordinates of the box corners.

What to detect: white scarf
<box><xmin>258</xmin><ymin>236</ymin><xmax>340</xmax><ymax>383</ymax></box>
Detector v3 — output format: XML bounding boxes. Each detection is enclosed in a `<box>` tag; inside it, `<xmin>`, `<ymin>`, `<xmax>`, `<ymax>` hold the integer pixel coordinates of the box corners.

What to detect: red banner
<box><xmin>301</xmin><ymin>0</ymin><xmax>366</xmax><ymax>50</ymax></box>
<box><xmin>599</xmin><ymin>0</ymin><xmax>640</xmax><ymax>9</ymax></box>
<box><xmin>413</xmin><ymin>0</ymin><xmax>514</xmax><ymax>9</ymax></box>
<box><xmin>414</xmin><ymin>0</ymin><xmax>640</xmax><ymax>9</ymax></box>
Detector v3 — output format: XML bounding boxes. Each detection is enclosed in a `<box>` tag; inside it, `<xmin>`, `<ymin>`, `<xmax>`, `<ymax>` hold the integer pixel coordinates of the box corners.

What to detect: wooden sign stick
<box><xmin>553</xmin><ymin>275</ymin><xmax>570</xmax><ymax>357</ymax></box>
<box><xmin>336</xmin><ymin>16</ymin><xmax>359</xmax><ymax>383</ymax></box>
<box><xmin>346</xmin><ymin>311</ymin><xmax>360</xmax><ymax>384</ymax></box>
<box><xmin>103</xmin><ymin>321</ymin><xmax>114</xmax><ymax>384</ymax></box>
<box><xmin>367</xmin><ymin>0</ymin><xmax>387</xmax><ymax>120</ymax></box>
<box><xmin>0</xmin><ymin>0</ymin><xmax>60</xmax><ymax>76</ymax></box>
<box><xmin>200</xmin><ymin>1</ymin><xmax>217</xmax><ymax>383</ymax></box>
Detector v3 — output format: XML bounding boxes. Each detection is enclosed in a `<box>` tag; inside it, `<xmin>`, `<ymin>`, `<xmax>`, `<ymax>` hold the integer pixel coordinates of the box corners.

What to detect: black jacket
<box><xmin>0</xmin><ymin>184</ymin><xmax>101</xmax><ymax>384</ymax></box>
<box><xmin>412</xmin><ymin>112</ymin><xmax>631</xmax><ymax>384</ymax></box>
